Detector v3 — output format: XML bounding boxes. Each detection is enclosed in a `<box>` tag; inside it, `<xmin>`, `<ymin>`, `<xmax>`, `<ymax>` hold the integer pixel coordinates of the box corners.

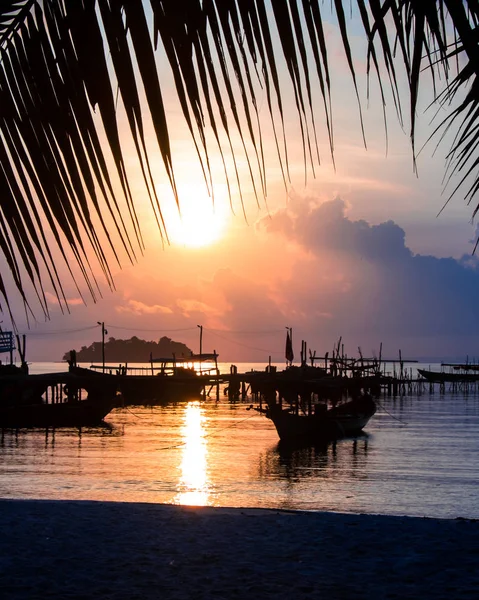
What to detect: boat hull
<box><xmin>0</xmin><ymin>371</ymin><xmax>120</xmax><ymax>428</ymax></box>
<box><xmin>267</xmin><ymin>396</ymin><xmax>376</xmax><ymax>442</ymax></box>
<box><xmin>0</xmin><ymin>397</ymin><xmax>116</xmax><ymax>428</ymax></box>
<box><xmin>70</xmin><ymin>366</ymin><xmax>203</xmax><ymax>405</ymax></box>
<box><xmin>118</xmin><ymin>376</ymin><xmax>203</xmax><ymax>405</ymax></box>
<box><xmin>417</xmin><ymin>368</ymin><xmax>479</xmax><ymax>383</ymax></box>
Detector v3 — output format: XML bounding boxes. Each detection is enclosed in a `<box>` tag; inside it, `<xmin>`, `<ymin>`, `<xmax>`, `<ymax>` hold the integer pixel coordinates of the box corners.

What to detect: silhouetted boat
<box><xmin>0</xmin><ymin>395</ymin><xmax>117</xmax><ymax>428</ymax></box>
<box><xmin>442</xmin><ymin>362</ymin><xmax>479</xmax><ymax>371</ymax></box>
<box><xmin>0</xmin><ymin>372</ymin><xmax>119</xmax><ymax>428</ymax></box>
<box><xmin>69</xmin><ymin>364</ymin><xmax>205</xmax><ymax>405</ymax></box>
<box><xmin>417</xmin><ymin>368</ymin><xmax>479</xmax><ymax>383</ymax></box>
<box><xmin>265</xmin><ymin>393</ymin><xmax>377</xmax><ymax>442</ymax></box>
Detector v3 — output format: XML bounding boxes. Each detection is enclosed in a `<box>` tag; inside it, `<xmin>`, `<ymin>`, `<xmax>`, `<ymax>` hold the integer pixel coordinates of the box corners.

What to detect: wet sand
<box><xmin>0</xmin><ymin>499</ymin><xmax>478</xmax><ymax>599</ymax></box>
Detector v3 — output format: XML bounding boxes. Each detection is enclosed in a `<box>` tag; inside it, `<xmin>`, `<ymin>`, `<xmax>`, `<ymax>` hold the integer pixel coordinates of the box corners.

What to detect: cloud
<box><xmin>45</xmin><ymin>292</ymin><xmax>84</xmax><ymax>307</ymax></box>
<box><xmin>260</xmin><ymin>195</ymin><xmax>412</xmax><ymax>262</ymax></box>
<box><xmin>212</xmin><ymin>268</ymin><xmax>287</xmax><ymax>329</ymax></box>
<box><xmin>24</xmin><ymin>194</ymin><xmax>479</xmax><ymax>362</ymax></box>
<box><xmin>116</xmin><ymin>299</ymin><xmax>173</xmax><ymax>315</ymax></box>
<box><xmin>176</xmin><ymin>299</ymin><xmax>222</xmax><ymax>317</ymax></box>
<box><xmin>255</xmin><ymin>194</ymin><xmax>479</xmax><ymax>357</ymax></box>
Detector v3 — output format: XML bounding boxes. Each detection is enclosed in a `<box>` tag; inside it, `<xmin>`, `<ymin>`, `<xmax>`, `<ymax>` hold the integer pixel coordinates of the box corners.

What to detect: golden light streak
<box><xmin>175</xmin><ymin>401</ymin><xmax>210</xmax><ymax>506</ymax></box>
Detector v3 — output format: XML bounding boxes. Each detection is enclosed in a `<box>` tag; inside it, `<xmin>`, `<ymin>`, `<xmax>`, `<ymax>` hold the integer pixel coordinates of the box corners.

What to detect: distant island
<box><xmin>62</xmin><ymin>336</ymin><xmax>194</xmax><ymax>363</ymax></box>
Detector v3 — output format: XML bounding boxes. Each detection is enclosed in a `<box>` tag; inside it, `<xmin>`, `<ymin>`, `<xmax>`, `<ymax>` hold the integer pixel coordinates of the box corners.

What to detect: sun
<box><xmin>166</xmin><ymin>186</ymin><xmax>229</xmax><ymax>248</ymax></box>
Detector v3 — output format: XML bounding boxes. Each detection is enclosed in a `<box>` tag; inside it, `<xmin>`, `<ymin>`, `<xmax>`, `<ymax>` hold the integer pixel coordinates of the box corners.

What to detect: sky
<box><xmin>3</xmin><ymin>4</ymin><xmax>479</xmax><ymax>364</ymax></box>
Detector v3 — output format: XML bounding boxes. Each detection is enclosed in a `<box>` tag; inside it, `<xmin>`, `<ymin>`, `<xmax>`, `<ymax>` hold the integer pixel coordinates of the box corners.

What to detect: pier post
<box><xmin>97</xmin><ymin>321</ymin><xmax>107</xmax><ymax>372</ymax></box>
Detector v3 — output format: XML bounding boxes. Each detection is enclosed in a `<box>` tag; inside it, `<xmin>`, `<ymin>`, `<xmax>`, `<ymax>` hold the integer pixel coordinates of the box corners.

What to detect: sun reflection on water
<box><xmin>175</xmin><ymin>401</ymin><xmax>210</xmax><ymax>506</ymax></box>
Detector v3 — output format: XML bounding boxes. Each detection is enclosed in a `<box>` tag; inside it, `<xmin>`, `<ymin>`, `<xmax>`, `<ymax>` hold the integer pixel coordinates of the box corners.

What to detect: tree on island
<box><xmin>63</xmin><ymin>336</ymin><xmax>193</xmax><ymax>364</ymax></box>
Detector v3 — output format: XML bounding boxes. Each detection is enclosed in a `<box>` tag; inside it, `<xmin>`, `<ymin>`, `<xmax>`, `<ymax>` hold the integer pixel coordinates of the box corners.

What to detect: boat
<box><xmin>65</xmin><ymin>348</ymin><xmax>221</xmax><ymax>405</ymax></box>
<box><xmin>264</xmin><ymin>393</ymin><xmax>377</xmax><ymax>442</ymax></box>
<box><xmin>0</xmin><ymin>395</ymin><xmax>117</xmax><ymax>428</ymax></box>
<box><xmin>442</xmin><ymin>362</ymin><xmax>479</xmax><ymax>372</ymax></box>
<box><xmin>417</xmin><ymin>368</ymin><xmax>479</xmax><ymax>383</ymax></box>
<box><xmin>0</xmin><ymin>371</ymin><xmax>120</xmax><ymax>428</ymax></box>
<box><xmin>68</xmin><ymin>362</ymin><xmax>206</xmax><ymax>405</ymax></box>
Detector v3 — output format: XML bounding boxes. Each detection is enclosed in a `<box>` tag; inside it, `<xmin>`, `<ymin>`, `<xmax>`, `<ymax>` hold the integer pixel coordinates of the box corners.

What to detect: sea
<box><xmin>1</xmin><ymin>361</ymin><xmax>478</xmax><ymax>520</ymax></box>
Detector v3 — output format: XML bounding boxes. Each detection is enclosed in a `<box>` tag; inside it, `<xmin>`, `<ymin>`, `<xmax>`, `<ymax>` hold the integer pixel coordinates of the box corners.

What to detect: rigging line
<box><xmin>104</xmin><ymin>325</ymin><xmax>197</xmax><ymax>333</ymax></box>
<box><xmin>205</xmin><ymin>328</ymin><xmax>285</xmax><ymax>335</ymax></box>
<box><xmin>376</xmin><ymin>400</ymin><xmax>408</xmax><ymax>426</ymax></box>
<box><xmin>17</xmin><ymin>325</ymin><xmax>99</xmax><ymax>336</ymax></box>
<box><xmin>204</xmin><ymin>329</ymin><xmax>282</xmax><ymax>355</ymax></box>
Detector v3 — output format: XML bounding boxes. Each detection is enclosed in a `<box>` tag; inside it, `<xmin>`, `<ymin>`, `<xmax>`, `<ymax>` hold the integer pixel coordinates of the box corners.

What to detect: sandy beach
<box><xmin>0</xmin><ymin>500</ymin><xmax>478</xmax><ymax>599</ymax></box>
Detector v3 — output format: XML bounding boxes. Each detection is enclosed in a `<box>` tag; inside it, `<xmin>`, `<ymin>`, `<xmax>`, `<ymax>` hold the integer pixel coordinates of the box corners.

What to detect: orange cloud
<box><xmin>45</xmin><ymin>292</ymin><xmax>83</xmax><ymax>306</ymax></box>
<box><xmin>176</xmin><ymin>299</ymin><xmax>223</xmax><ymax>318</ymax></box>
<box><xmin>116</xmin><ymin>300</ymin><xmax>173</xmax><ymax>315</ymax></box>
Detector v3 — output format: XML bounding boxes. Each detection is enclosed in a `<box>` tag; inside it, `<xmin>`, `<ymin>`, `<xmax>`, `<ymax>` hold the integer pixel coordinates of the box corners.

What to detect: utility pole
<box><xmin>97</xmin><ymin>321</ymin><xmax>107</xmax><ymax>372</ymax></box>
<box><xmin>197</xmin><ymin>324</ymin><xmax>203</xmax><ymax>358</ymax></box>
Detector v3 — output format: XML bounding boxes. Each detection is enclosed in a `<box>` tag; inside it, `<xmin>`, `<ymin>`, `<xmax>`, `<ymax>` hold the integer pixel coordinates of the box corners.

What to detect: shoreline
<box><xmin>1</xmin><ymin>499</ymin><xmax>478</xmax><ymax>599</ymax></box>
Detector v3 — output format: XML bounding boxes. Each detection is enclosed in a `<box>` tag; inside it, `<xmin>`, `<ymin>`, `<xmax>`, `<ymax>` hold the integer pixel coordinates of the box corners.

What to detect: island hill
<box><xmin>63</xmin><ymin>336</ymin><xmax>194</xmax><ymax>364</ymax></box>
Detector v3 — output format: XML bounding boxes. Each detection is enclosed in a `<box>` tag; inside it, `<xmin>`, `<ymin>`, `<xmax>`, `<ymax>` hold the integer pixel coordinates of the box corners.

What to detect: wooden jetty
<box><xmin>62</xmin><ymin>328</ymin><xmax>479</xmax><ymax>403</ymax></box>
<box><xmin>5</xmin><ymin>328</ymin><xmax>479</xmax><ymax>425</ymax></box>
<box><xmin>198</xmin><ymin>349</ymin><xmax>479</xmax><ymax>402</ymax></box>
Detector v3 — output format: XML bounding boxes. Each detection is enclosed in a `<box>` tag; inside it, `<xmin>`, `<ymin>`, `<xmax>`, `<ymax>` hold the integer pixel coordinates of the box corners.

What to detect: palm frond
<box><xmin>0</xmin><ymin>0</ymin><xmax>478</xmax><ymax>325</ymax></box>
<box><xmin>0</xmin><ymin>1</ymin><xmax>35</xmax><ymax>46</ymax></box>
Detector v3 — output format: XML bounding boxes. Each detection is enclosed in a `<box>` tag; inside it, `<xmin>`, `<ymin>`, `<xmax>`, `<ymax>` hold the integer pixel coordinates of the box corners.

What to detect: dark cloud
<box><xmin>258</xmin><ymin>196</ymin><xmax>479</xmax><ymax>356</ymax></box>
<box><xmin>261</xmin><ymin>196</ymin><xmax>411</xmax><ymax>262</ymax></box>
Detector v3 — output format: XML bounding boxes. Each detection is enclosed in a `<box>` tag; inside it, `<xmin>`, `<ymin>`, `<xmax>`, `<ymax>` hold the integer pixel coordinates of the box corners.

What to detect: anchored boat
<box><xmin>0</xmin><ymin>393</ymin><xmax>118</xmax><ymax>428</ymax></box>
<box><xmin>263</xmin><ymin>392</ymin><xmax>377</xmax><ymax>443</ymax></box>
<box><xmin>417</xmin><ymin>368</ymin><xmax>479</xmax><ymax>384</ymax></box>
<box><xmin>0</xmin><ymin>371</ymin><xmax>120</xmax><ymax>428</ymax></box>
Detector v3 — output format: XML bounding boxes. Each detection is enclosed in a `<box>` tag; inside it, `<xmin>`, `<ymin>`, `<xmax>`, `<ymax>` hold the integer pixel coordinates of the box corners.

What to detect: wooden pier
<box><xmin>198</xmin><ymin>365</ymin><xmax>479</xmax><ymax>403</ymax></box>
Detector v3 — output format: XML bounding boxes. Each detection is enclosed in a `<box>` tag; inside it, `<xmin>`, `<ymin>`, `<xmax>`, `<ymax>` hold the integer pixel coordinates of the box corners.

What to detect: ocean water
<box><xmin>0</xmin><ymin>361</ymin><xmax>478</xmax><ymax>519</ymax></box>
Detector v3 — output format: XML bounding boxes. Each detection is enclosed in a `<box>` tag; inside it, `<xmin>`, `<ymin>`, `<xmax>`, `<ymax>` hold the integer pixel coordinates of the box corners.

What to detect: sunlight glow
<box><xmin>175</xmin><ymin>401</ymin><xmax>210</xmax><ymax>506</ymax></box>
<box><xmin>166</xmin><ymin>185</ymin><xmax>229</xmax><ymax>248</ymax></box>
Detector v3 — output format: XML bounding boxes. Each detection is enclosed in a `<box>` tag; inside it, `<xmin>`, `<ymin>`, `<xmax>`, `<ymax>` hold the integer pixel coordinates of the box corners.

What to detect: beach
<box><xmin>0</xmin><ymin>500</ymin><xmax>478</xmax><ymax>599</ymax></box>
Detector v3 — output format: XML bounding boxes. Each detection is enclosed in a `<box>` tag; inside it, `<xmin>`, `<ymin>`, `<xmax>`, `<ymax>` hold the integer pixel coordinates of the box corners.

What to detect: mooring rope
<box><xmin>124</xmin><ymin>406</ymin><xmax>149</xmax><ymax>419</ymax></box>
<box><xmin>376</xmin><ymin>399</ymin><xmax>408</xmax><ymax>426</ymax></box>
